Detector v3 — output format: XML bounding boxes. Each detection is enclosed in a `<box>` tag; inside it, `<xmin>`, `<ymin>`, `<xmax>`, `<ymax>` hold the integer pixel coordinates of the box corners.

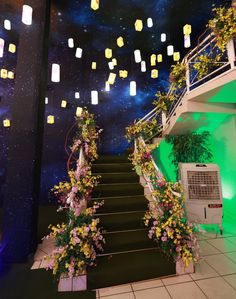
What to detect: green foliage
<box><xmin>169</xmin><ymin>62</ymin><xmax>186</xmax><ymax>88</ymax></box>
<box><xmin>153</xmin><ymin>91</ymin><xmax>175</xmax><ymax>113</ymax></box>
<box><xmin>208</xmin><ymin>7</ymin><xmax>236</xmax><ymax>52</ymax></box>
<box><xmin>193</xmin><ymin>54</ymin><xmax>222</xmax><ymax>79</ymax></box>
<box><xmin>166</xmin><ymin>131</ymin><xmax>213</xmax><ymax>179</ymax></box>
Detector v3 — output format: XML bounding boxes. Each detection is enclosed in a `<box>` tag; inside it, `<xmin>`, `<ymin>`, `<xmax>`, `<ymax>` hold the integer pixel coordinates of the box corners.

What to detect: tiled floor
<box><xmin>95</xmin><ymin>224</ymin><xmax>236</xmax><ymax>299</ymax></box>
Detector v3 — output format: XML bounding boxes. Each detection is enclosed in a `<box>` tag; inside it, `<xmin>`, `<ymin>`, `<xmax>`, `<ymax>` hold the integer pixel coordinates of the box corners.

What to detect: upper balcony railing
<box><xmin>139</xmin><ymin>30</ymin><xmax>236</xmax><ymax>139</ymax></box>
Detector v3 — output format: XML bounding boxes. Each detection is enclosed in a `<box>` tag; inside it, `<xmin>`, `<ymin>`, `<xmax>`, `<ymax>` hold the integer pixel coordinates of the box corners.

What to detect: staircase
<box><xmin>87</xmin><ymin>155</ymin><xmax>175</xmax><ymax>289</ymax></box>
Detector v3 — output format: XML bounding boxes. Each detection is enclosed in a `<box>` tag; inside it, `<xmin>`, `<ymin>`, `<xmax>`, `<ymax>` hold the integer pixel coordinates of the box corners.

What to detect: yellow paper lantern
<box><xmin>157</xmin><ymin>54</ymin><xmax>163</xmax><ymax>63</ymax></box>
<box><xmin>112</xmin><ymin>58</ymin><xmax>117</xmax><ymax>66</ymax></box>
<box><xmin>7</xmin><ymin>71</ymin><xmax>14</xmax><ymax>79</ymax></box>
<box><xmin>8</xmin><ymin>43</ymin><xmax>16</xmax><ymax>53</ymax></box>
<box><xmin>3</xmin><ymin>119</ymin><xmax>11</xmax><ymax>127</ymax></box>
<box><xmin>61</xmin><ymin>100</ymin><xmax>67</xmax><ymax>108</ymax></box>
<box><xmin>92</xmin><ymin>62</ymin><xmax>97</xmax><ymax>70</ymax></box>
<box><xmin>76</xmin><ymin>107</ymin><xmax>83</xmax><ymax>117</ymax></box>
<box><xmin>151</xmin><ymin>69</ymin><xmax>158</xmax><ymax>79</ymax></box>
<box><xmin>135</xmin><ymin>19</ymin><xmax>143</xmax><ymax>31</ymax></box>
<box><xmin>108</xmin><ymin>73</ymin><xmax>116</xmax><ymax>85</ymax></box>
<box><xmin>0</xmin><ymin>69</ymin><xmax>8</xmax><ymax>79</ymax></box>
<box><xmin>119</xmin><ymin>70</ymin><xmax>128</xmax><ymax>79</ymax></box>
<box><xmin>150</xmin><ymin>54</ymin><xmax>156</xmax><ymax>66</ymax></box>
<box><xmin>47</xmin><ymin>115</ymin><xmax>55</xmax><ymax>124</ymax></box>
<box><xmin>173</xmin><ymin>52</ymin><xmax>180</xmax><ymax>61</ymax></box>
<box><xmin>105</xmin><ymin>48</ymin><xmax>112</xmax><ymax>59</ymax></box>
<box><xmin>183</xmin><ymin>24</ymin><xmax>192</xmax><ymax>35</ymax></box>
<box><xmin>117</xmin><ymin>36</ymin><xmax>124</xmax><ymax>47</ymax></box>
<box><xmin>91</xmin><ymin>0</ymin><xmax>99</xmax><ymax>10</ymax></box>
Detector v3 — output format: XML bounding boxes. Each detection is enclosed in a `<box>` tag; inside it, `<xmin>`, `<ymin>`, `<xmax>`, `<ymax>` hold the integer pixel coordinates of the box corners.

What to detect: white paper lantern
<box><xmin>0</xmin><ymin>38</ymin><xmax>5</xmax><ymax>58</ymax></box>
<box><xmin>91</xmin><ymin>90</ymin><xmax>98</xmax><ymax>105</ymax></box>
<box><xmin>105</xmin><ymin>81</ymin><xmax>110</xmax><ymax>91</ymax></box>
<box><xmin>130</xmin><ymin>81</ymin><xmax>136</xmax><ymax>96</ymax></box>
<box><xmin>68</xmin><ymin>38</ymin><xmax>74</xmax><ymax>48</ymax></box>
<box><xmin>75</xmin><ymin>47</ymin><xmax>83</xmax><ymax>58</ymax></box>
<box><xmin>4</xmin><ymin>20</ymin><xmax>11</xmax><ymax>30</ymax></box>
<box><xmin>51</xmin><ymin>64</ymin><xmax>60</xmax><ymax>83</ymax></box>
<box><xmin>108</xmin><ymin>73</ymin><xmax>116</xmax><ymax>85</ymax></box>
<box><xmin>22</xmin><ymin>5</ymin><xmax>33</xmax><ymax>25</ymax></box>
<box><xmin>141</xmin><ymin>61</ymin><xmax>146</xmax><ymax>72</ymax></box>
<box><xmin>75</xmin><ymin>92</ymin><xmax>80</xmax><ymax>99</ymax></box>
<box><xmin>161</xmin><ymin>33</ymin><xmax>166</xmax><ymax>42</ymax></box>
<box><xmin>108</xmin><ymin>61</ymin><xmax>114</xmax><ymax>70</ymax></box>
<box><xmin>167</xmin><ymin>45</ymin><xmax>174</xmax><ymax>56</ymax></box>
<box><xmin>147</xmin><ymin>18</ymin><xmax>153</xmax><ymax>28</ymax></box>
<box><xmin>76</xmin><ymin>107</ymin><xmax>83</xmax><ymax>116</ymax></box>
<box><xmin>134</xmin><ymin>50</ymin><xmax>142</xmax><ymax>63</ymax></box>
<box><xmin>184</xmin><ymin>35</ymin><xmax>191</xmax><ymax>48</ymax></box>
<box><xmin>45</xmin><ymin>97</ymin><xmax>48</xmax><ymax>104</ymax></box>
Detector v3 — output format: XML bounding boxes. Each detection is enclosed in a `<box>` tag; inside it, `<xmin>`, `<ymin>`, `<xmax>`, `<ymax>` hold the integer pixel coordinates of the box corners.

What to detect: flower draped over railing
<box><xmin>125</xmin><ymin>135</ymin><xmax>200</xmax><ymax>268</ymax></box>
<box><xmin>44</xmin><ymin>108</ymin><xmax>105</xmax><ymax>278</ymax></box>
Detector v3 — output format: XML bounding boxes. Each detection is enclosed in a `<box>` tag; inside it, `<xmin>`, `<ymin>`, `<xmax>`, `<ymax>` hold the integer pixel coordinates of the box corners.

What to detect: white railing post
<box><xmin>226</xmin><ymin>39</ymin><xmax>235</xmax><ymax>69</ymax></box>
<box><xmin>186</xmin><ymin>61</ymin><xmax>190</xmax><ymax>92</ymax></box>
<box><xmin>78</xmin><ymin>147</ymin><xmax>85</xmax><ymax>166</ymax></box>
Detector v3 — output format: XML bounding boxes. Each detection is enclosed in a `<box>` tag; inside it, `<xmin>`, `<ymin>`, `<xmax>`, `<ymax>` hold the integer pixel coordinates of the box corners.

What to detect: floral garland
<box><xmin>125</xmin><ymin>118</ymin><xmax>160</xmax><ymax>142</ymax></box>
<box><xmin>127</xmin><ymin>137</ymin><xmax>200</xmax><ymax>268</ymax></box>
<box><xmin>169</xmin><ymin>62</ymin><xmax>186</xmax><ymax>89</ymax></box>
<box><xmin>208</xmin><ymin>7</ymin><xmax>236</xmax><ymax>52</ymax></box>
<box><xmin>193</xmin><ymin>54</ymin><xmax>222</xmax><ymax>79</ymax></box>
<box><xmin>44</xmin><ymin>108</ymin><xmax>104</xmax><ymax>278</ymax></box>
<box><xmin>153</xmin><ymin>91</ymin><xmax>175</xmax><ymax>113</ymax></box>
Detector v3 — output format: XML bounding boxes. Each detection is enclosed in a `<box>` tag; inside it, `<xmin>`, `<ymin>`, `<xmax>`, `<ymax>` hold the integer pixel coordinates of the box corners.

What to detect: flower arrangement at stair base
<box><xmin>43</xmin><ymin>108</ymin><xmax>104</xmax><ymax>281</ymax></box>
<box><xmin>208</xmin><ymin>7</ymin><xmax>236</xmax><ymax>52</ymax></box>
<box><xmin>125</xmin><ymin>118</ymin><xmax>160</xmax><ymax>142</ymax></box>
<box><xmin>144</xmin><ymin>181</ymin><xmax>200</xmax><ymax>268</ymax></box>
<box><xmin>169</xmin><ymin>62</ymin><xmax>187</xmax><ymax>89</ymax></box>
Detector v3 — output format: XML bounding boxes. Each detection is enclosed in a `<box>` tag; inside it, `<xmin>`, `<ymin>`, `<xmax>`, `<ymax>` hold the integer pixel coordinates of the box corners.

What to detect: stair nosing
<box><xmin>91</xmin><ymin>194</ymin><xmax>147</xmax><ymax>200</ymax></box>
<box><xmin>95</xmin><ymin>182</ymin><xmax>142</xmax><ymax>186</ymax></box>
<box><xmin>96</xmin><ymin>210</ymin><xmax>146</xmax><ymax>216</ymax></box>
<box><xmin>102</xmin><ymin>228</ymin><xmax>149</xmax><ymax>235</ymax></box>
<box><xmin>97</xmin><ymin>246</ymin><xmax>157</xmax><ymax>257</ymax></box>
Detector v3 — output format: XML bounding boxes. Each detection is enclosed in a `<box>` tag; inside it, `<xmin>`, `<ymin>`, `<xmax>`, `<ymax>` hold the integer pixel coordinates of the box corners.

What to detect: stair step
<box><xmin>98</xmin><ymin>172</ymin><xmax>139</xmax><ymax>184</ymax></box>
<box><xmin>92</xmin><ymin>163</ymin><xmax>133</xmax><ymax>174</ymax></box>
<box><xmin>87</xmin><ymin>248</ymin><xmax>176</xmax><ymax>289</ymax></box>
<box><xmin>93</xmin><ymin>183</ymin><xmax>143</xmax><ymax>198</ymax></box>
<box><xmin>101</xmin><ymin>229</ymin><xmax>155</xmax><ymax>254</ymax></box>
<box><xmin>96</xmin><ymin>156</ymin><xmax>129</xmax><ymax>164</ymax></box>
<box><xmin>90</xmin><ymin>195</ymin><xmax>148</xmax><ymax>213</ymax></box>
<box><xmin>99</xmin><ymin>210</ymin><xmax>146</xmax><ymax>232</ymax></box>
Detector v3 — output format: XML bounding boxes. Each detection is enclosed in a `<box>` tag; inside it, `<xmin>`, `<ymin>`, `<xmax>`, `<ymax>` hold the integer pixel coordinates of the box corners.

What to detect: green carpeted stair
<box><xmin>87</xmin><ymin>155</ymin><xmax>176</xmax><ymax>289</ymax></box>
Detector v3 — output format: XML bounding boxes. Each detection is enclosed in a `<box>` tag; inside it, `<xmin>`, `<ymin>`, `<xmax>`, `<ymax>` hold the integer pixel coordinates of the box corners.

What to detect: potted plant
<box><xmin>208</xmin><ymin>6</ymin><xmax>236</xmax><ymax>52</ymax></box>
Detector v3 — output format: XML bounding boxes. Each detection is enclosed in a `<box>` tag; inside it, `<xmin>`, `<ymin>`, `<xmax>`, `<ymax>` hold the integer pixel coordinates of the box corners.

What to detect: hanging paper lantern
<box><xmin>105</xmin><ymin>81</ymin><xmax>110</xmax><ymax>91</ymax></box>
<box><xmin>108</xmin><ymin>61</ymin><xmax>114</xmax><ymax>70</ymax></box>
<box><xmin>4</xmin><ymin>20</ymin><xmax>11</xmax><ymax>30</ymax></box>
<box><xmin>61</xmin><ymin>100</ymin><xmax>67</xmax><ymax>108</ymax></box>
<box><xmin>147</xmin><ymin>18</ymin><xmax>153</xmax><ymax>28</ymax></box>
<box><xmin>45</xmin><ymin>97</ymin><xmax>49</xmax><ymax>104</ymax></box>
<box><xmin>135</xmin><ymin>19</ymin><xmax>143</xmax><ymax>31</ymax></box>
<box><xmin>112</xmin><ymin>58</ymin><xmax>117</xmax><ymax>66</ymax></box>
<box><xmin>3</xmin><ymin>119</ymin><xmax>11</xmax><ymax>127</ymax></box>
<box><xmin>173</xmin><ymin>52</ymin><xmax>180</xmax><ymax>61</ymax></box>
<box><xmin>150</xmin><ymin>54</ymin><xmax>156</xmax><ymax>66</ymax></box>
<box><xmin>108</xmin><ymin>73</ymin><xmax>116</xmax><ymax>84</ymax></box>
<box><xmin>68</xmin><ymin>38</ymin><xmax>74</xmax><ymax>48</ymax></box>
<box><xmin>167</xmin><ymin>45</ymin><xmax>174</xmax><ymax>56</ymax></box>
<box><xmin>75</xmin><ymin>47</ymin><xmax>83</xmax><ymax>58</ymax></box>
<box><xmin>22</xmin><ymin>5</ymin><xmax>33</xmax><ymax>25</ymax></box>
<box><xmin>157</xmin><ymin>54</ymin><xmax>163</xmax><ymax>63</ymax></box>
<box><xmin>184</xmin><ymin>35</ymin><xmax>191</xmax><ymax>48</ymax></box>
<box><xmin>141</xmin><ymin>61</ymin><xmax>146</xmax><ymax>72</ymax></box>
<box><xmin>91</xmin><ymin>0</ymin><xmax>99</xmax><ymax>10</ymax></box>
<box><xmin>119</xmin><ymin>70</ymin><xmax>128</xmax><ymax>78</ymax></box>
<box><xmin>151</xmin><ymin>69</ymin><xmax>158</xmax><ymax>78</ymax></box>
<box><xmin>134</xmin><ymin>50</ymin><xmax>142</xmax><ymax>63</ymax></box>
<box><xmin>7</xmin><ymin>71</ymin><xmax>14</xmax><ymax>79</ymax></box>
<box><xmin>0</xmin><ymin>39</ymin><xmax>5</xmax><ymax>58</ymax></box>
<box><xmin>76</xmin><ymin>107</ymin><xmax>83</xmax><ymax>117</ymax></box>
<box><xmin>47</xmin><ymin>115</ymin><xmax>55</xmax><ymax>124</ymax></box>
<box><xmin>105</xmin><ymin>48</ymin><xmax>112</xmax><ymax>59</ymax></box>
<box><xmin>92</xmin><ymin>62</ymin><xmax>97</xmax><ymax>70</ymax></box>
<box><xmin>161</xmin><ymin>33</ymin><xmax>166</xmax><ymax>42</ymax></box>
<box><xmin>130</xmin><ymin>81</ymin><xmax>136</xmax><ymax>96</ymax></box>
<box><xmin>183</xmin><ymin>24</ymin><xmax>192</xmax><ymax>35</ymax></box>
<box><xmin>117</xmin><ymin>36</ymin><xmax>124</xmax><ymax>47</ymax></box>
<box><xmin>8</xmin><ymin>44</ymin><xmax>16</xmax><ymax>53</ymax></box>
<box><xmin>75</xmin><ymin>92</ymin><xmax>80</xmax><ymax>99</ymax></box>
<box><xmin>51</xmin><ymin>64</ymin><xmax>60</xmax><ymax>82</ymax></box>
<box><xmin>0</xmin><ymin>69</ymin><xmax>8</xmax><ymax>79</ymax></box>
<box><xmin>91</xmin><ymin>90</ymin><xmax>98</xmax><ymax>105</ymax></box>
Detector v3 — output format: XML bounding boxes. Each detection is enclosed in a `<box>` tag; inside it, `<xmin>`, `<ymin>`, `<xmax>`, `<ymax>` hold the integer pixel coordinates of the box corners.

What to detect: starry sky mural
<box><xmin>0</xmin><ymin>0</ymin><xmax>227</xmax><ymax>203</ymax></box>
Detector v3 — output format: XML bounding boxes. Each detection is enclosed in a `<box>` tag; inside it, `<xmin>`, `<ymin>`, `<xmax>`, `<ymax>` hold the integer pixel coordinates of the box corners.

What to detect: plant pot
<box><xmin>176</xmin><ymin>259</ymin><xmax>194</xmax><ymax>275</ymax></box>
<box><xmin>58</xmin><ymin>273</ymin><xmax>87</xmax><ymax>292</ymax></box>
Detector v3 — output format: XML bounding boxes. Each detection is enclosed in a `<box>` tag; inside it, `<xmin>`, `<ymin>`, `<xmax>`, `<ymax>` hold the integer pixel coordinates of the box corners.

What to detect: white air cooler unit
<box><xmin>179</xmin><ymin>163</ymin><xmax>223</xmax><ymax>233</ymax></box>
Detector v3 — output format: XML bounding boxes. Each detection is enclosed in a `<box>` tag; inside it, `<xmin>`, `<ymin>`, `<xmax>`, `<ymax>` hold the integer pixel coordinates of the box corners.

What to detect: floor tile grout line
<box><xmin>163</xmin><ymin>284</ymin><xmax>173</xmax><ymax>299</ymax></box>
<box><xmin>221</xmin><ymin>274</ymin><xmax>236</xmax><ymax>292</ymax></box>
<box><xmin>130</xmin><ymin>283</ymin><xmax>137</xmax><ymax>299</ymax></box>
<box><xmin>206</xmin><ymin>239</ymin><xmax>236</xmax><ymax>254</ymax></box>
<box><xmin>99</xmin><ymin>290</ymin><xmax>134</xmax><ymax>297</ymax></box>
<box><xmin>223</xmin><ymin>252</ymin><xmax>236</xmax><ymax>265</ymax></box>
<box><xmin>193</xmin><ymin>279</ymin><xmax>210</xmax><ymax>299</ymax></box>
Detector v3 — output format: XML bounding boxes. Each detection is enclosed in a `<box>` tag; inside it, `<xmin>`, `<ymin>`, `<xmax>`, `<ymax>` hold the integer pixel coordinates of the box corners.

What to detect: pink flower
<box><xmin>72</xmin><ymin>186</ymin><xmax>78</xmax><ymax>193</ymax></box>
<box><xmin>161</xmin><ymin>236</ymin><xmax>167</xmax><ymax>242</ymax></box>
